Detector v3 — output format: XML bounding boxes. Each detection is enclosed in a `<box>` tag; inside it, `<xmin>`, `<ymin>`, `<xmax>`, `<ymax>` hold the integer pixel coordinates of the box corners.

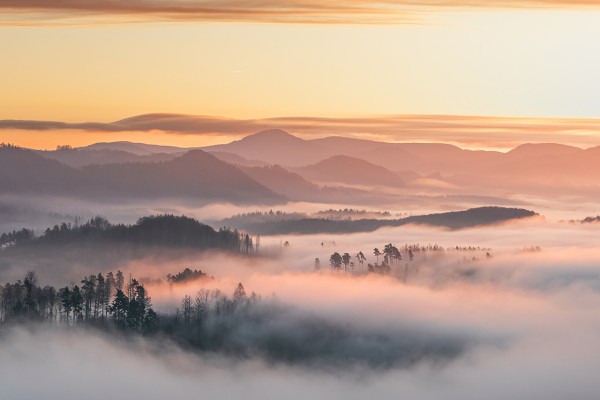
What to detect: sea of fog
<box><xmin>2</xmin><ymin>218</ymin><xmax>600</xmax><ymax>399</ymax></box>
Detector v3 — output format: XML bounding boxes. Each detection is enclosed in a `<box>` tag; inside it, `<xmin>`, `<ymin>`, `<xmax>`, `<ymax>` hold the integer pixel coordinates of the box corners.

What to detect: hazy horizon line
<box><xmin>2</xmin><ymin>112</ymin><xmax>600</xmax><ymax>151</ymax></box>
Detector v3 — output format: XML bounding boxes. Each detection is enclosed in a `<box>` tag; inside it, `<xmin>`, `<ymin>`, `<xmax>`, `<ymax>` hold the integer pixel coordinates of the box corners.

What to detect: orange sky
<box><xmin>1</xmin><ymin>2</ymin><xmax>600</xmax><ymax>149</ymax></box>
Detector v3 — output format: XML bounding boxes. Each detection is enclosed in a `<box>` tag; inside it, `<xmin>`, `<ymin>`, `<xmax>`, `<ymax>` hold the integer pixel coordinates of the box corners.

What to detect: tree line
<box><xmin>0</xmin><ymin>228</ymin><xmax>34</xmax><ymax>248</ymax></box>
<box><xmin>326</xmin><ymin>243</ymin><xmax>403</xmax><ymax>275</ymax></box>
<box><xmin>1</xmin><ymin>266</ymin><xmax>475</xmax><ymax>367</ymax></box>
<box><xmin>0</xmin><ymin>270</ymin><xmax>158</xmax><ymax>332</ymax></box>
<box><xmin>0</xmin><ymin>270</ymin><xmax>268</xmax><ymax>356</ymax></box>
<box><xmin>1</xmin><ymin>214</ymin><xmax>257</xmax><ymax>254</ymax></box>
<box><xmin>323</xmin><ymin>242</ymin><xmax>493</xmax><ymax>275</ymax></box>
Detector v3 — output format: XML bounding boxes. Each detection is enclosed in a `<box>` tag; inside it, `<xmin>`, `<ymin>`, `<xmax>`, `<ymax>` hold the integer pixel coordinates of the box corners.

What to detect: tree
<box><xmin>70</xmin><ymin>286</ymin><xmax>84</xmax><ymax>323</ymax></box>
<box><xmin>243</xmin><ymin>234</ymin><xmax>252</xmax><ymax>253</ymax></box>
<box><xmin>95</xmin><ymin>273</ymin><xmax>105</xmax><ymax>321</ymax></box>
<box><xmin>22</xmin><ymin>271</ymin><xmax>39</xmax><ymax>315</ymax></box>
<box><xmin>233</xmin><ymin>283</ymin><xmax>247</xmax><ymax>303</ymax></box>
<box><xmin>194</xmin><ymin>289</ymin><xmax>209</xmax><ymax>324</ymax></box>
<box><xmin>105</xmin><ymin>272</ymin><xmax>115</xmax><ymax>319</ymax></box>
<box><xmin>355</xmin><ymin>251</ymin><xmax>366</xmax><ymax>271</ymax></box>
<box><xmin>383</xmin><ymin>243</ymin><xmax>401</xmax><ymax>264</ymax></box>
<box><xmin>342</xmin><ymin>253</ymin><xmax>351</xmax><ymax>273</ymax></box>
<box><xmin>181</xmin><ymin>295</ymin><xmax>192</xmax><ymax>325</ymax></box>
<box><xmin>329</xmin><ymin>252</ymin><xmax>343</xmax><ymax>270</ymax></box>
<box><xmin>115</xmin><ymin>270</ymin><xmax>124</xmax><ymax>292</ymax></box>
<box><xmin>109</xmin><ymin>289</ymin><xmax>129</xmax><ymax>327</ymax></box>
<box><xmin>373</xmin><ymin>248</ymin><xmax>381</xmax><ymax>265</ymax></box>
<box><xmin>143</xmin><ymin>308</ymin><xmax>159</xmax><ymax>332</ymax></box>
<box><xmin>60</xmin><ymin>287</ymin><xmax>72</xmax><ymax>324</ymax></box>
<box><xmin>128</xmin><ymin>283</ymin><xmax>151</xmax><ymax>330</ymax></box>
<box><xmin>81</xmin><ymin>275</ymin><xmax>97</xmax><ymax>321</ymax></box>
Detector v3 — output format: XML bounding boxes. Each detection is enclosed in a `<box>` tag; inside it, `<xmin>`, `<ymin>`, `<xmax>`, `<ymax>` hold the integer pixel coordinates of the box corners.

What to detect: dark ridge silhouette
<box><xmin>295</xmin><ymin>155</ymin><xmax>405</xmax><ymax>187</ymax></box>
<box><xmin>219</xmin><ymin>207</ymin><xmax>537</xmax><ymax>235</ymax></box>
<box><xmin>4</xmin><ymin>214</ymin><xmax>254</xmax><ymax>252</ymax></box>
<box><xmin>37</xmin><ymin>148</ymin><xmax>176</xmax><ymax>167</ymax></box>
<box><xmin>81</xmin><ymin>140</ymin><xmax>187</xmax><ymax>155</ymax></box>
<box><xmin>0</xmin><ymin>146</ymin><xmax>79</xmax><ymax>193</ymax></box>
<box><xmin>0</xmin><ymin>146</ymin><xmax>284</xmax><ymax>205</ymax></box>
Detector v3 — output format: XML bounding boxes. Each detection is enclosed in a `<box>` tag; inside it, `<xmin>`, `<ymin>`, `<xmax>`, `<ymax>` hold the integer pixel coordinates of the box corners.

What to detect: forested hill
<box><xmin>220</xmin><ymin>207</ymin><xmax>538</xmax><ymax>235</ymax></box>
<box><xmin>1</xmin><ymin>215</ymin><xmax>256</xmax><ymax>253</ymax></box>
<box><xmin>0</xmin><ymin>145</ymin><xmax>284</xmax><ymax>205</ymax></box>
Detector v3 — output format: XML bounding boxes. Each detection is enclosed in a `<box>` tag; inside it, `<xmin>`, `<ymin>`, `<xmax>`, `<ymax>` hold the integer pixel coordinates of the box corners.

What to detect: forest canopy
<box><xmin>0</xmin><ymin>214</ymin><xmax>256</xmax><ymax>253</ymax></box>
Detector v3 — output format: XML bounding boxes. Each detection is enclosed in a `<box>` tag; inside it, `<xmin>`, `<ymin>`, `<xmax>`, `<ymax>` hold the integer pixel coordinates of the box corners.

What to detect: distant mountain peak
<box><xmin>80</xmin><ymin>141</ymin><xmax>186</xmax><ymax>155</ymax></box>
<box><xmin>242</xmin><ymin>129</ymin><xmax>302</xmax><ymax>142</ymax></box>
<box><xmin>508</xmin><ymin>143</ymin><xmax>582</xmax><ymax>156</ymax></box>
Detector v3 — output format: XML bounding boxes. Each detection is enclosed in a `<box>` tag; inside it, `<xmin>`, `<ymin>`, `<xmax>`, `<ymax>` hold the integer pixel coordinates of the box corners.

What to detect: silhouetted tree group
<box><xmin>1</xmin><ymin>270</ymin><xmax>157</xmax><ymax>332</ymax></box>
<box><xmin>167</xmin><ymin>268</ymin><xmax>214</xmax><ymax>284</ymax></box>
<box><xmin>1</xmin><ymin>269</ymin><xmax>265</xmax><ymax>348</ymax></box>
<box><xmin>327</xmin><ymin>242</ymin><xmax>492</xmax><ymax>276</ymax></box>
<box><xmin>2</xmin><ymin>215</ymin><xmax>257</xmax><ymax>254</ymax></box>
<box><xmin>0</xmin><ymin>228</ymin><xmax>34</xmax><ymax>248</ymax></box>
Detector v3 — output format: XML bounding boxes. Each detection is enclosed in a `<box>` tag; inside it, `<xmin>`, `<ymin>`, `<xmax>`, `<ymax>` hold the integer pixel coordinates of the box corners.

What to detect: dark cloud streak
<box><xmin>1</xmin><ymin>1</ymin><xmax>599</xmax><ymax>25</ymax></box>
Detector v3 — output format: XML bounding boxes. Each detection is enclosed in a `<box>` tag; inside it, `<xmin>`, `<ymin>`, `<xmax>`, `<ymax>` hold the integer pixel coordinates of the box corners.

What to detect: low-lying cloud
<box><xmin>2</xmin><ymin>217</ymin><xmax>600</xmax><ymax>398</ymax></box>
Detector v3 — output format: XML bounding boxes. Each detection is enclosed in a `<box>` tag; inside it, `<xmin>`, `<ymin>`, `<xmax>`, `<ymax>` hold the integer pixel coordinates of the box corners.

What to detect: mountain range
<box><xmin>0</xmin><ymin>146</ymin><xmax>283</xmax><ymax>204</ymax></box>
<box><xmin>3</xmin><ymin>128</ymin><xmax>600</xmax><ymax>205</ymax></box>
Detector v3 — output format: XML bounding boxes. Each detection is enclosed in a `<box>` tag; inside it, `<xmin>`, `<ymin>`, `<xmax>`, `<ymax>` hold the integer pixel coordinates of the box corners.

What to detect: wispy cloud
<box><xmin>1</xmin><ymin>1</ymin><xmax>599</xmax><ymax>25</ymax></box>
<box><xmin>2</xmin><ymin>113</ymin><xmax>600</xmax><ymax>150</ymax></box>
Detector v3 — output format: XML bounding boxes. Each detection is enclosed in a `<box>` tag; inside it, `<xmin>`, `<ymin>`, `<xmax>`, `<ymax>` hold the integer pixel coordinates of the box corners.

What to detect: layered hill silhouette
<box><xmin>12</xmin><ymin>128</ymin><xmax>600</xmax><ymax>201</ymax></box>
<box><xmin>242</xmin><ymin>164</ymin><xmax>389</xmax><ymax>203</ymax></box>
<box><xmin>295</xmin><ymin>155</ymin><xmax>405</xmax><ymax>187</ymax></box>
<box><xmin>36</xmin><ymin>131</ymin><xmax>600</xmax><ymax>187</ymax></box>
<box><xmin>0</xmin><ymin>146</ymin><xmax>284</xmax><ymax>204</ymax></box>
<box><xmin>81</xmin><ymin>141</ymin><xmax>186</xmax><ymax>155</ymax></box>
<box><xmin>204</xmin><ymin>129</ymin><xmax>333</xmax><ymax>167</ymax></box>
<box><xmin>203</xmin><ymin>130</ymin><xmax>499</xmax><ymax>173</ymax></box>
<box><xmin>37</xmin><ymin>148</ymin><xmax>177</xmax><ymax>167</ymax></box>
<box><xmin>202</xmin><ymin>130</ymin><xmax>600</xmax><ymax>175</ymax></box>
<box><xmin>201</xmin><ymin>130</ymin><xmax>600</xmax><ymax>196</ymax></box>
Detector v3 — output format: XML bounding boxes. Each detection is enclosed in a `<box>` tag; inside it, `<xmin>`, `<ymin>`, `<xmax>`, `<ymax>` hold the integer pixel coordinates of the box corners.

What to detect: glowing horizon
<box><xmin>2</xmin><ymin>4</ymin><xmax>600</xmax><ymax>149</ymax></box>
<box><xmin>2</xmin><ymin>113</ymin><xmax>600</xmax><ymax>151</ymax></box>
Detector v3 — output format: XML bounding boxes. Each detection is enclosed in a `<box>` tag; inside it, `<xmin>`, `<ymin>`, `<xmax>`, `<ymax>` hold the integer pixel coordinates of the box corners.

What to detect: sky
<box><xmin>1</xmin><ymin>1</ymin><xmax>600</xmax><ymax>149</ymax></box>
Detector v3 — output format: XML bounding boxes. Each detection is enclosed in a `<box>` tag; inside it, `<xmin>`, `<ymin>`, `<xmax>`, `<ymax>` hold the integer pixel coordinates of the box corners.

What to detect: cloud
<box><xmin>1</xmin><ymin>1</ymin><xmax>599</xmax><ymax>25</ymax></box>
<box><xmin>3</xmin><ymin>214</ymin><xmax>600</xmax><ymax>397</ymax></box>
<box><xmin>3</xmin><ymin>241</ymin><xmax>600</xmax><ymax>398</ymax></box>
<box><xmin>0</xmin><ymin>1</ymin><xmax>419</xmax><ymax>25</ymax></box>
<box><xmin>2</xmin><ymin>113</ymin><xmax>600</xmax><ymax>150</ymax></box>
